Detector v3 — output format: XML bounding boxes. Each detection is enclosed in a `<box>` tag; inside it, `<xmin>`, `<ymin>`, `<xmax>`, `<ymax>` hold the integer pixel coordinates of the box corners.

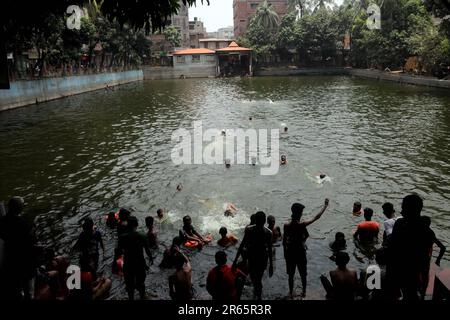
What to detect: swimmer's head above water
<box><xmin>145</xmin><ymin>216</ymin><xmax>154</xmax><ymax>228</ymax></box>
<box><xmin>118</xmin><ymin>207</ymin><xmax>131</xmax><ymax>222</ymax></box>
<box><xmin>219</xmin><ymin>227</ymin><xmax>228</xmax><ymax>237</ymax></box>
<box><xmin>157</xmin><ymin>208</ymin><xmax>164</xmax><ymax>218</ymax></box>
<box><xmin>225</xmin><ymin>159</ymin><xmax>231</xmax><ymax>168</ymax></box>
<box><xmin>352</xmin><ymin>202</ymin><xmax>362</xmax><ymax>215</ymax></box>
<box><xmin>267</xmin><ymin>215</ymin><xmax>276</xmax><ymax>228</ymax></box>
<box><xmin>182</xmin><ymin>215</ymin><xmax>192</xmax><ymax>226</ymax></box>
<box><xmin>280</xmin><ymin>154</ymin><xmax>287</xmax><ymax>165</ymax></box>
<box><xmin>319</xmin><ymin>174</ymin><xmax>326</xmax><ymax>179</ymax></box>
<box><xmin>363</xmin><ymin>208</ymin><xmax>374</xmax><ymax>221</ymax></box>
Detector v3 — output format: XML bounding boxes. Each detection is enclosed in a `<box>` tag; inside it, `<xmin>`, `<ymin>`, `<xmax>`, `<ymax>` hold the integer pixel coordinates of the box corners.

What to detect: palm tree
<box><xmin>254</xmin><ymin>0</ymin><xmax>280</xmax><ymax>30</ymax></box>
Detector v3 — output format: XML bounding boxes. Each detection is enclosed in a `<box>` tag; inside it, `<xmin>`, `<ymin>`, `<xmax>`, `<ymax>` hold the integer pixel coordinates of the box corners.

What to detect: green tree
<box><xmin>254</xmin><ymin>0</ymin><xmax>280</xmax><ymax>30</ymax></box>
<box><xmin>163</xmin><ymin>26</ymin><xmax>182</xmax><ymax>48</ymax></box>
<box><xmin>296</xmin><ymin>5</ymin><xmax>340</xmax><ymax>64</ymax></box>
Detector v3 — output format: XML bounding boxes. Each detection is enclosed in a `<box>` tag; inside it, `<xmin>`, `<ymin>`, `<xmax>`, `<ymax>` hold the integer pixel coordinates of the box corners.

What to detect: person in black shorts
<box><xmin>117</xmin><ymin>216</ymin><xmax>153</xmax><ymax>300</ymax></box>
<box><xmin>233</xmin><ymin>211</ymin><xmax>273</xmax><ymax>300</ymax></box>
<box><xmin>283</xmin><ymin>198</ymin><xmax>329</xmax><ymax>298</ymax></box>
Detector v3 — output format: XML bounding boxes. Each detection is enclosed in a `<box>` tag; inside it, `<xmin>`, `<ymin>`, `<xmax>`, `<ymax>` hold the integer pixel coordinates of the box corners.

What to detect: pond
<box><xmin>1</xmin><ymin>76</ymin><xmax>449</xmax><ymax>299</ymax></box>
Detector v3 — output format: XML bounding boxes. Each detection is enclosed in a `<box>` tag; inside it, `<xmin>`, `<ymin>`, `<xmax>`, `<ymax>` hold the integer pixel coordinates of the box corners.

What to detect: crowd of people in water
<box><xmin>0</xmin><ymin>193</ymin><xmax>446</xmax><ymax>301</ymax></box>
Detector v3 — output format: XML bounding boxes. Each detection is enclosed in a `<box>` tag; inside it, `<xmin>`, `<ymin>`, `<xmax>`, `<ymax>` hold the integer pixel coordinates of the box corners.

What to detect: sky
<box><xmin>189</xmin><ymin>0</ymin><xmax>345</xmax><ymax>33</ymax></box>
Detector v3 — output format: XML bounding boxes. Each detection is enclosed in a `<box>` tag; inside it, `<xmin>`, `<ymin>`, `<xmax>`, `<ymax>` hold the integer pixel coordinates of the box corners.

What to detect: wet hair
<box><xmin>291</xmin><ymin>203</ymin><xmax>305</xmax><ymax>220</ymax></box>
<box><xmin>267</xmin><ymin>215</ymin><xmax>275</xmax><ymax>225</ymax></box>
<box><xmin>82</xmin><ymin>217</ymin><xmax>94</xmax><ymax>232</ymax></box>
<box><xmin>255</xmin><ymin>211</ymin><xmax>266</xmax><ymax>226</ymax></box>
<box><xmin>219</xmin><ymin>227</ymin><xmax>227</xmax><ymax>236</ymax></box>
<box><xmin>335</xmin><ymin>232</ymin><xmax>345</xmax><ymax>241</ymax></box>
<box><xmin>7</xmin><ymin>196</ymin><xmax>24</xmax><ymax>216</ymax></box>
<box><xmin>249</xmin><ymin>117</ymin><xmax>252</xmax><ymax>120</ymax></box>
<box><xmin>281</xmin><ymin>155</ymin><xmax>286</xmax><ymax>161</ymax></box>
<box><xmin>363</xmin><ymin>208</ymin><xmax>374</xmax><ymax>221</ymax></box>
<box><xmin>320</xmin><ymin>174</ymin><xmax>326</xmax><ymax>179</ymax></box>
<box><xmin>284</xmin><ymin>127</ymin><xmax>288</xmax><ymax>132</ymax></box>
<box><xmin>335</xmin><ymin>251</ymin><xmax>350</xmax><ymax>268</ymax></box>
<box><xmin>215</xmin><ymin>251</ymin><xmax>227</xmax><ymax>266</ymax></box>
<box><xmin>127</xmin><ymin>216</ymin><xmax>138</xmax><ymax>229</ymax></box>
<box><xmin>107</xmin><ymin>212</ymin><xmax>115</xmax><ymax>218</ymax></box>
<box><xmin>382</xmin><ymin>202</ymin><xmax>395</xmax><ymax>218</ymax></box>
<box><xmin>172</xmin><ymin>236</ymin><xmax>183</xmax><ymax>247</ymax></box>
<box><xmin>422</xmin><ymin>216</ymin><xmax>431</xmax><ymax>227</ymax></box>
<box><xmin>118</xmin><ymin>208</ymin><xmax>131</xmax><ymax>222</ymax></box>
<box><xmin>331</xmin><ymin>232</ymin><xmax>347</xmax><ymax>251</ymax></box>
<box><xmin>157</xmin><ymin>208</ymin><xmax>163</xmax><ymax>216</ymax></box>
<box><xmin>225</xmin><ymin>159</ymin><xmax>231</xmax><ymax>168</ymax></box>
<box><xmin>249</xmin><ymin>214</ymin><xmax>256</xmax><ymax>225</ymax></box>
<box><xmin>375</xmin><ymin>248</ymin><xmax>387</xmax><ymax>266</ymax></box>
<box><xmin>401</xmin><ymin>194</ymin><xmax>423</xmax><ymax>219</ymax></box>
<box><xmin>174</xmin><ymin>253</ymin><xmax>186</xmax><ymax>269</ymax></box>
<box><xmin>145</xmin><ymin>216</ymin><xmax>154</xmax><ymax>228</ymax></box>
<box><xmin>353</xmin><ymin>202</ymin><xmax>362</xmax><ymax>210</ymax></box>
<box><xmin>183</xmin><ymin>215</ymin><xmax>191</xmax><ymax>225</ymax></box>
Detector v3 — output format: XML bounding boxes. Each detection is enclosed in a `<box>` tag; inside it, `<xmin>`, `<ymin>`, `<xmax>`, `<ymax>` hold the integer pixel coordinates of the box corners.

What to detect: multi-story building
<box><xmin>199</xmin><ymin>39</ymin><xmax>234</xmax><ymax>50</ymax></box>
<box><xmin>207</xmin><ymin>31</ymin><xmax>219</xmax><ymax>38</ymax></box>
<box><xmin>189</xmin><ymin>17</ymin><xmax>207</xmax><ymax>48</ymax></box>
<box><xmin>233</xmin><ymin>0</ymin><xmax>289</xmax><ymax>38</ymax></box>
<box><xmin>169</xmin><ymin>0</ymin><xmax>190</xmax><ymax>48</ymax></box>
<box><xmin>217</xmin><ymin>26</ymin><xmax>234</xmax><ymax>39</ymax></box>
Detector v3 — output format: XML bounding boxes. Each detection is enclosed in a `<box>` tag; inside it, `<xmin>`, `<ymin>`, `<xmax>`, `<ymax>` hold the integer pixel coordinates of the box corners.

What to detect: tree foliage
<box><xmin>240</xmin><ymin>0</ymin><xmax>450</xmax><ymax>75</ymax></box>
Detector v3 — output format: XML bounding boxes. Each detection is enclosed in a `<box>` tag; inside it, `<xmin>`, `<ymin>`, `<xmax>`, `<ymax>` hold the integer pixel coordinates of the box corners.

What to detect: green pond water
<box><xmin>0</xmin><ymin>76</ymin><xmax>449</xmax><ymax>299</ymax></box>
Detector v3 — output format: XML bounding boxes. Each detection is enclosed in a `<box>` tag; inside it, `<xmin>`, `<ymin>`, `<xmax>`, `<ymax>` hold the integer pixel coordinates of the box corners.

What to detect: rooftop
<box><xmin>199</xmin><ymin>38</ymin><xmax>234</xmax><ymax>42</ymax></box>
<box><xmin>172</xmin><ymin>48</ymin><xmax>216</xmax><ymax>55</ymax></box>
<box><xmin>216</xmin><ymin>41</ymin><xmax>252</xmax><ymax>52</ymax></box>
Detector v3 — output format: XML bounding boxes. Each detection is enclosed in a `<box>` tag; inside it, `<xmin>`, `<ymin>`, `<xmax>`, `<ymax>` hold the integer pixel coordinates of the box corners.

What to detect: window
<box><xmin>176</xmin><ymin>56</ymin><xmax>185</xmax><ymax>63</ymax></box>
<box><xmin>250</xmin><ymin>3</ymin><xmax>259</xmax><ymax>9</ymax></box>
<box><xmin>191</xmin><ymin>55</ymin><xmax>200</xmax><ymax>63</ymax></box>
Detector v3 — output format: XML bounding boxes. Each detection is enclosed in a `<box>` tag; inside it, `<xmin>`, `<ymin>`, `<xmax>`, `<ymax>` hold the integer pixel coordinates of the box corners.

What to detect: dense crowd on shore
<box><xmin>0</xmin><ymin>193</ymin><xmax>446</xmax><ymax>301</ymax></box>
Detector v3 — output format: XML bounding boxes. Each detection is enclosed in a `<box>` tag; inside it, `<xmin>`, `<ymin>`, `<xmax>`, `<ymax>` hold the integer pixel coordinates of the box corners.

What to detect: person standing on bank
<box><xmin>283</xmin><ymin>198</ymin><xmax>329</xmax><ymax>298</ymax></box>
<box><xmin>232</xmin><ymin>211</ymin><xmax>273</xmax><ymax>300</ymax></box>
<box><xmin>117</xmin><ymin>216</ymin><xmax>153</xmax><ymax>300</ymax></box>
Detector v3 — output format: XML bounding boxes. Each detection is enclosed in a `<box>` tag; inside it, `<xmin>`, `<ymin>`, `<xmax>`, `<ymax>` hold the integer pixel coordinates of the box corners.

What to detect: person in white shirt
<box><xmin>382</xmin><ymin>202</ymin><xmax>397</xmax><ymax>247</ymax></box>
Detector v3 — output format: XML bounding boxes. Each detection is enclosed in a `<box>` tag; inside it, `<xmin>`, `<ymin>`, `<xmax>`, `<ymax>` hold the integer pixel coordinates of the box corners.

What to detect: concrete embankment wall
<box><xmin>143</xmin><ymin>65</ymin><xmax>216</xmax><ymax>80</ymax></box>
<box><xmin>254</xmin><ymin>67</ymin><xmax>450</xmax><ymax>89</ymax></box>
<box><xmin>0</xmin><ymin>70</ymin><xmax>144</xmax><ymax>111</ymax></box>
<box><xmin>254</xmin><ymin>67</ymin><xmax>348</xmax><ymax>77</ymax></box>
<box><xmin>347</xmin><ymin>69</ymin><xmax>450</xmax><ymax>89</ymax></box>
